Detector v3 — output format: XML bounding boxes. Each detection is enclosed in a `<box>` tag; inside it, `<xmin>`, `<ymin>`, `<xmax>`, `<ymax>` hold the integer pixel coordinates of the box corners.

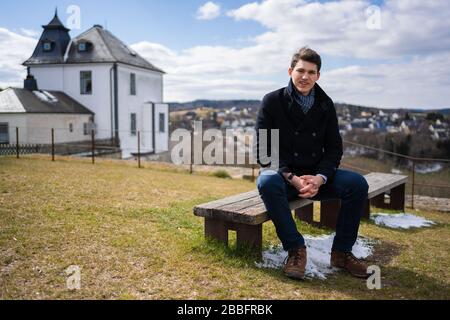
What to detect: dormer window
<box><xmin>78</xmin><ymin>42</ymin><xmax>87</xmax><ymax>52</ymax></box>
<box><xmin>43</xmin><ymin>41</ymin><xmax>53</xmax><ymax>52</ymax></box>
<box><xmin>77</xmin><ymin>41</ymin><xmax>93</xmax><ymax>52</ymax></box>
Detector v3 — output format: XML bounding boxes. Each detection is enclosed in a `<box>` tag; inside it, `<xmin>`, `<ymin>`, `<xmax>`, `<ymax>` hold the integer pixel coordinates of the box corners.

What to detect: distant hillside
<box><xmin>169</xmin><ymin>99</ymin><xmax>449</xmax><ymax>115</ymax></box>
<box><xmin>169</xmin><ymin>100</ymin><xmax>260</xmax><ymax>112</ymax></box>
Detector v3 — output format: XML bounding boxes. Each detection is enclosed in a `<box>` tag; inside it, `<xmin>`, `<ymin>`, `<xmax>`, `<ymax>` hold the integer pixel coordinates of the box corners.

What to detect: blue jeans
<box><xmin>257</xmin><ymin>169</ymin><xmax>369</xmax><ymax>252</ymax></box>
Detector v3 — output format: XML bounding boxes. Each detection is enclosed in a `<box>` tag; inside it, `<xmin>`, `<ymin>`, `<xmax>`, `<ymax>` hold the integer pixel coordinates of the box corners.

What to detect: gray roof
<box><xmin>66</xmin><ymin>26</ymin><xmax>164</xmax><ymax>73</ymax></box>
<box><xmin>0</xmin><ymin>88</ymin><xmax>93</xmax><ymax>114</ymax></box>
<box><xmin>23</xmin><ymin>12</ymin><xmax>71</xmax><ymax>65</ymax></box>
<box><xmin>24</xmin><ymin>19</ymin><xmax>165</xmax><ymax>73</ymax></box>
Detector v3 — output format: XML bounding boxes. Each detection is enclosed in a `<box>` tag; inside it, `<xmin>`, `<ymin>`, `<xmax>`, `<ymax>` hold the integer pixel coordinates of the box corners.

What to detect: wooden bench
<box><xmin>193</xmin><ymin>172</ymin><xmax>408</xmax><ymax>256</ymax></box>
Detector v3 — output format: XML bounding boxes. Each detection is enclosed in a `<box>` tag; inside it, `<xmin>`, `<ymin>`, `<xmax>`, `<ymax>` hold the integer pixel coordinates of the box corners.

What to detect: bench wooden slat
<box><xmin>194</xmin><ymin>172</ymin><xmax>407</xmax><ymax>225</ymax></box>
<box><xmin>365</xmin><ymin>173</ymin><xmax>408</xmax><ymax>198</ymax></box>
<box><xmin>197</xmin><ymin>190</ymin><xmax>259</xmax><ymax>210</ymax></box>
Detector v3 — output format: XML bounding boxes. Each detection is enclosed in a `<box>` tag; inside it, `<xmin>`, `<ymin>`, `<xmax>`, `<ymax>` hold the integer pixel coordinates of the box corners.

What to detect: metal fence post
<box><xmin>137</xmin><ymin>131</ymin><xmax>141</xmax><ymax>168</ymax></box>
<box><xmin>91</xmin><ymin>129</ymin><xmax>95</xmax><ymax>164</ymax></box>
<box><xmin>16</xmin><ymin>127</ymin><xmax>19</xmax><ymax>158</ymax></box>
<box><xmin>51</xmin><ymin>128</ymin><xmax>55</xmax><ymax>162</ymax></box>
<box><xmin>190</xmin><ymin>130</ymin><xmax>193</xmax><ymax>174</ymax></box>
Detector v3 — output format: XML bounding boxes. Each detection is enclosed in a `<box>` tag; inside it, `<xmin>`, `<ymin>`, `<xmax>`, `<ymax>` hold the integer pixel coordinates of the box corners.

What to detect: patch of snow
<box><xmin>255</xmin><ymin>234</ymin><xmax>374</xmax><ymax>280</ymax></box>
<box><xmin>0</xmin><ymin>89</ymin><xmax>25</xmax><ymax>113</ymax></box>
<box><xmin>371</xmin><ymin>213</ymin><xmax>435</xmax><ymax>229</ymax></box>
<box><xmin>414</xmin><ymin>163</ymin><xmax>443</xmax><ymax>174</ymax></box>
<box><xmin>344</xmin><ymin>147</ymin><xmax>374</xmax><ymax>157</ymax></box>
<box><xmin>391</xmin><ymin>168</ymin><xmax>402</xmax><ymax>174</ymax></box>
<box><xmin>33</xmin><ymin>90</ymin><xmax>58</xmax><ymax>103</ymax></box>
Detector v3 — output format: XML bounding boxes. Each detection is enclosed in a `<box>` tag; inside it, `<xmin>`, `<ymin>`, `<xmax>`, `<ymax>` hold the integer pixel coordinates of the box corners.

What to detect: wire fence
<box><xmin>1</xmin><ymin>126</ymin><xmax>449</xmax><ymax>208</ymax></box>
<box><xmin>341</xmin><ymin>140</ymin><xmax>450</xmax><ymax>207</ymax></box>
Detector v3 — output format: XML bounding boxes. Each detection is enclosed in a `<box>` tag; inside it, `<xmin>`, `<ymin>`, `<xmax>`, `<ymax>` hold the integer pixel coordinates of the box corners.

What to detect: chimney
<box><xmin>24</xmin><ymin>67</ymin><xmax>38</xmax><ymax>91</ymax></box>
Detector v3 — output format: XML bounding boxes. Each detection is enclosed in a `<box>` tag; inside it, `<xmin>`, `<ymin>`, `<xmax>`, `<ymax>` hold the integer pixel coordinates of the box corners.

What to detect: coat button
<box><xmin>312</xmin><ymin>152</ymin><xmax>316</xmax><ymax>157</ymax></box>
<box><xmin>294</xmin><ymin>152</ymin><xmax>299</xmax><ymax>157</ymax></box>
<box><xmin>312</xmin><ymin>132</ymin><xmax>316</xmax><ymax>137</ymax></box>
<box><xmin>295</xmin><ymin>131</ymin><xmax>299</xmax><ymax>136</ymax></box>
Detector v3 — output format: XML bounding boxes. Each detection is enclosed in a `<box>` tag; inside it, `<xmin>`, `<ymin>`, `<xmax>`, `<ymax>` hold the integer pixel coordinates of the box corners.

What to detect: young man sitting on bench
<box><xmin>256</xmin><ymin>47</ymin><xmax>369</xmax><ymax>280</ymax></box>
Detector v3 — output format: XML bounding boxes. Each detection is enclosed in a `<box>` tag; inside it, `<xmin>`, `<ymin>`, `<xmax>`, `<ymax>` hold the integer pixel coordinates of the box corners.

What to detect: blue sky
<box><xmin>1</xmin><ymin>0</ymin><xmax>449</xmax><ymax>108</ymax></box>
<box><xmin>1</xmin><ymin>0</ymin><xmax>266</xmax><ymax>50</ymax></box>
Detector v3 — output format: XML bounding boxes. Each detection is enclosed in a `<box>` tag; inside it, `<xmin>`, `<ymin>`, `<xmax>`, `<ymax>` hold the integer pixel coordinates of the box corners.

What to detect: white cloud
<box><xmin>132</xmin><ymin>39</ymin><xmax>450</xmax><ymax>107</ymax></box>
<box><xmin>1</xmin><ymin>0</ymin><xmax>450</xmax><ymax>108</ymax></box>
<box><xmin>320</xmin><ymin>52</ymin><xmax>450</xmax><ymax>109</ymax></box>
<box><xmin>196</xmin><ymin>2</ymin><xmax>221</xmax><ymax>20</ymax></box>
<box><xmin>0</xmin><ymin>28</ymin><xmax>37</xmax><ymax>88</ymax></box>
<box><xmin>227</xmin><ymin>0</ymin><xmax>450</xmax><ymax>59</ymax></box>
<box><xmin>19</xmin><ymin>28</ymin><xmax>40</xmax><ymax>38</ymax></box>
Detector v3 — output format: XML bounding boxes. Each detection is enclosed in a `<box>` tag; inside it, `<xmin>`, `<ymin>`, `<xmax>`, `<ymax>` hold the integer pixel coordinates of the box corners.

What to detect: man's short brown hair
<box><xmin>291</xmin><ymin>47</ymin><xmax>322</xmax><ymax>72</ymax></box>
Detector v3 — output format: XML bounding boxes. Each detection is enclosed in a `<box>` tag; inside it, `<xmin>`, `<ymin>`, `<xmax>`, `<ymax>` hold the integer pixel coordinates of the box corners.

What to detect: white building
<box><xmin>0</xmin><ymin>87</ymin><xmax>93</xmax><ymax>144</ymax></box>
<box><xmin>0</xmin><ymin>11</ymin><xmax>169</xmax><ymax>158</ymax></box>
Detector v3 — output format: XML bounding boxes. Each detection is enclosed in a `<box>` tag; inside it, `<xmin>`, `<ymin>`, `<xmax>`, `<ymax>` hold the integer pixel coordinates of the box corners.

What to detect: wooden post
<box><xmin>362</xmin><ymin>199</ymin><xmax>371</xmax><ymax>220</ymax></box>
<box><xmin>320</xmin><ymin>199</ymin><xmax>341</xmax><ymax>230</ymax></box>
<box><xmin>137</xmin><ymin>130</ymin><xmax>141</xmax><ymax>168</ymax></box>
<box><xmin>205</xmin><ymin>218</ymin><xmax>228</xmax><ymax>245</ymax></box>
<box><xmin>390</xmin><ymin>183</ymin><xmax>405</xmax><ymax>211</ymax></box>
<box><xmin>16</xmin><ymin>127</ymin><xmax>19</xmax><ymax>158</ymax></box>
<box><xmin>51</xmin><ymin>128</ymin><xmax>55</xmax><ymax>161</ymax></box>
<box><xmin>236</xmin><ymin>223</ymin><xmax>262</xmax><ymax>258</ymax></box>
<box><xmin>371</xmin><ymin>193</ymin><xmax>387</xmax><ymax>209</ymax></box>
<box><xmin>91</xmin><ymin>129</ymin><xmax>95</xmax><ymax>164</ymax></box>
<box><xmin>295</xmin><ymin>203</ymin><xmax>314</xmax><ymax>224</ymax></box>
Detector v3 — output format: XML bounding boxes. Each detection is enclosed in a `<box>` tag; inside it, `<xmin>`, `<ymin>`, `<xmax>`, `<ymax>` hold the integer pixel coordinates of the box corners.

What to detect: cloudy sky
<box><xmin>1</xmin><ymin>0</ymin><xmax>449</xmax><ymax>109</ymax></box>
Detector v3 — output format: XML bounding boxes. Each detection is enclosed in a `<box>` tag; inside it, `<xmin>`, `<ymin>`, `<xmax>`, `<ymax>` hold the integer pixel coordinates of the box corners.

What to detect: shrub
<box><xmin>212</xmin><ymin>169</ymin><xmax>232</xmax><ymax>179</ymax></box>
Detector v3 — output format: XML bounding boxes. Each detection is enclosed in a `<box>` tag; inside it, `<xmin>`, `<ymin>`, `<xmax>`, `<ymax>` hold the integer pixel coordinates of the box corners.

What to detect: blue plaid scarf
<box><xmin>292</xmin><ymin>82</ymin><xmax>315</xmax><ymax>114</ymax></box>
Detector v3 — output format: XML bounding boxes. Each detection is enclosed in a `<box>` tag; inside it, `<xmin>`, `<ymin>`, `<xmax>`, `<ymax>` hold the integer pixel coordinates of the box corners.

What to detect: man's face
<box><xmin>288</xmin><ymin>59</ymin><xmax>320</xmax><ymax>95</ymax></box>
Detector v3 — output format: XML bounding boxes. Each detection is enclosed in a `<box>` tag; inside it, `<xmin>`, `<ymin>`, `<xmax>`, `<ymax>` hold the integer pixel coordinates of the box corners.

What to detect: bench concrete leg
<box><xmin>205</xmin><ymin>218</ymin><xmax>228</xmax><ymax>245</ymax></box>
<box><xmin>390</xmin><ymin>183</ymin><xmax>405</xmax><ymax>211</ymax></box>
<box><xmin>295</xmin><ymin>203</ymin><xmax>314</xmax><ymax>224</ymax></box>
<box><xmin>320</xmin><ymin>199</ymin><xmax>341</xmax><ymax>230</ymax></box>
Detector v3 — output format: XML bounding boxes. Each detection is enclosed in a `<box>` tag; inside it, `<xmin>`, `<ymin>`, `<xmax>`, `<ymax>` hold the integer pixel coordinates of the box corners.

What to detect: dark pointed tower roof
<box><xmin>23</xmin><ymin>10</ymin><xmax>71</xmax><ymax>65</ymax></box>
<box><xmin>44</xmin><ymin>8</ymin><xmax>70</xmax><ymax>31</ymax></box>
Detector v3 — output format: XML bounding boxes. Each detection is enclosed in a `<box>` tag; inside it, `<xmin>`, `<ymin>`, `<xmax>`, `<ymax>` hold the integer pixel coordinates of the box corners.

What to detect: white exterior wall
<box><xmin>29</xmin><ymin>63</ymin><xmax>168</xmax><ymax>158</ymax></box>
<box><xmin>154</xmin><ymin>103</ymin><xmax>169</xmax><ymax>153</ymax></box>
<box><xmin>27</xmin><ymin>114</ymin><xmax>92</xmax><ymax>144</ymax></box>
<box><xmin>0</xmin><ymin>114</ymin><xmax>27</xmax><ymax>144</ymax></box>
<box><xmin>30</xmin><ymin>64</ymin><xmax>114</xmax><ymax>140</ymax></box>
<box><xmin>0</xmin><ymin>113</ymin><xmax>90</xmax><ymax>144</ymax></box>
<box><xmin>116</xmin><ymin>64</ymin><xmax>167</xmax><ymax>158</ymax></box>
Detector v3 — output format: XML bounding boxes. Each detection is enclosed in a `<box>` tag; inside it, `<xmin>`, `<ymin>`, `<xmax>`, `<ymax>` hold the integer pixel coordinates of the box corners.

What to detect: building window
<box><xmin>0</xmin><ymin>123</ymin><xmax>9</xmax><ymax>144</ymax></box>
<box><xmin>43</xmin><ymin>41</ymin><xmax>53</xmax><ymax>52</ymax></box>
<box><xmin>130</xmin><ymin>73</ymin><xmax>136</xmax><ymax>95</ymax></box>
<box><xmin>80</xmin><ymin>71</ymin><xmax>92</xmax><ymax>95</ymax></box>
<box><xmin>77</xmin><ymin>41</ymin><xmax>93</xmax><ymax>52</ymax></box>
<box><xmin>69</xmin><ymin>123</ymin><xmax>73</xmax><ymax>133</ymax></box>
<box><xmin>159</xmin><ymin>113</ymin><xmax>165</xmax><ymax>133</ymax></box>
<box><xmin>130</xmin><ymin>113</ymin><xmax>137</xmax><ymax>136</ymax></box>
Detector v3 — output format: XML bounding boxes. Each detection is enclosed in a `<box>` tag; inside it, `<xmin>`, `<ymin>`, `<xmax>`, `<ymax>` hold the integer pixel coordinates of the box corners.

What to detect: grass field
<box><xmin>0</xmin><ymin>155</ymin><xmax>449</xmax><ymax>299</ymax></box>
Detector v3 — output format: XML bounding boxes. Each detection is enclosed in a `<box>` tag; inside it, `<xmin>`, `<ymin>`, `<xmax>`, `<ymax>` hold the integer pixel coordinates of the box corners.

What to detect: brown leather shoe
<box><xmin>283</xmin><ymin>246</ymin><xmax>307</xmax><ymax>280</ymax></box>
<box><xmin>330</xmin><ymin>251</ymin><xmax>369</xmax><ymax>278</ymax></box>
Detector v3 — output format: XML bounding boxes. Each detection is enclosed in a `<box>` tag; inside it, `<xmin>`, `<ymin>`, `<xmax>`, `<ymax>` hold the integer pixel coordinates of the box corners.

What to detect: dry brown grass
<box><xmin>1</xmin><ymin>155</ymin><xmax>449</xmax><ymax>300</ymax></box>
